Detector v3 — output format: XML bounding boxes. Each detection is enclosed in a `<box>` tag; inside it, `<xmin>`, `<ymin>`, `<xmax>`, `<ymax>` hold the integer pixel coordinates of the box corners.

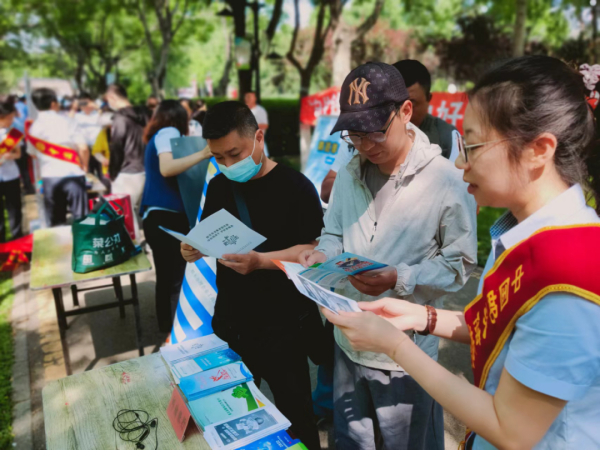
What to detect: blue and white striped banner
<box><xmin>170</xmin><ymin>157</ymin><xmax>220</xmax><ymax>344</ymax></box>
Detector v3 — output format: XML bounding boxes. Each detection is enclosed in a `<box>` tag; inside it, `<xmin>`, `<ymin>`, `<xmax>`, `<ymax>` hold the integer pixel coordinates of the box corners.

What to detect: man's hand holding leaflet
<box><xmin>162</xmin><ymin>208</ymin><xmax>266</xmax><ymax>259</ymax></box>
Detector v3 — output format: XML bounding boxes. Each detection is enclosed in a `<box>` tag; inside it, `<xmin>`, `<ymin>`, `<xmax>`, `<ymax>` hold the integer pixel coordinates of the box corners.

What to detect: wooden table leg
<box><xmin>70</xmin><ymin>285</ymin><xmax>79</xmax><ymax>307</ymax></box>
<box><xmin>112</xmin><ymin>277</ymin><xmax>126</xmax><ymax>318</ymax></box>
<box><xmin>129</xmin><ymin>274</ymin><xmax>144</xmax><ymax>356</ymax></box>
<box><xmin>52</xmin><ymin>288</ymin><xmax>72</xmax><ymax>376</ymax></box>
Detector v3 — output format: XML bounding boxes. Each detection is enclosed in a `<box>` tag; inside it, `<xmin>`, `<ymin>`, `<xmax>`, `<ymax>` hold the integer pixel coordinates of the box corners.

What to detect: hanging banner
<box><xmin>299</xmin><ymin>87</ymin><xmax>468</xmax><ymax>134</ymax></box>
<box><xmin>170</xmin><ymin>158</ymin><xmax>221</xmax><ymax>344</ymax></box>
<box><xmin>428</xmin><ymin>92</ymin><xmax>468</xmax><ymax>135</ymax></box>
<box><xmin>303</xmin><ymin>115</ymin><xmax>351</xmax><ymax>204</ymax></box>
<box><xmin>300</xmin><ymin>87</ymin><xmax>341</xmax><ymax>126</ymax></box>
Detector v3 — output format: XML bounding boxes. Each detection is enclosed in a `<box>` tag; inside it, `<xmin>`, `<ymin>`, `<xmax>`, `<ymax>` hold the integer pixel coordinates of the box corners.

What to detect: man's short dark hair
<box><xmin>393</xmin><ymin>60</ymin><xmax>432</xmax><ymax>98</ymax></box>
<box><xmin>32</xmin><ymin>88</ymin><xmax>58</xmax><ymax>111</ymax></box>
<box><xmin>202</xmin><ymin>101</ymin><xmax>258</xmax><ymax>140</ymax></box>
<box><xmin>78</xmin><ymin>91</ymin><xmax>93</xmax><ymax>101</ymax></box>
<box><xmin>106</xmin><ymin>83</ymin><xmax>128</xmax><ymax>100</ymax></box>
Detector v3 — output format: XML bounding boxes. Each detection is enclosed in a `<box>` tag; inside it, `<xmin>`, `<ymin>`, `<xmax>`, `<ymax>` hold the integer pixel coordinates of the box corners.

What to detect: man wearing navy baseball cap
<box><xmin>300</xmin><ymin>62</ymin><xmax>477</xmax><ymax>449</ymax></box>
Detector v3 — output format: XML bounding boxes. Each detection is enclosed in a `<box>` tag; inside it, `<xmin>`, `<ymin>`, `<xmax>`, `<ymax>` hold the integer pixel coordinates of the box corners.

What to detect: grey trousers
<box><xmin>333</xmin><ymin>344</ymin><xmax>444</xmax><ymax>450</ymax></box>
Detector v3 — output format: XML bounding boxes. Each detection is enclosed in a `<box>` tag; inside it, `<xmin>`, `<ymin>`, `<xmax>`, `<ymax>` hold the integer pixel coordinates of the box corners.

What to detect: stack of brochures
<box><xmin>160</xmin><ymin>334</ymin><xmax>230</xmax><ymax>383</ymax></box>
<box><xmin>160</xmin><ymin>334</ymin><xmax>306</xmax><ymax>450</ymax></box>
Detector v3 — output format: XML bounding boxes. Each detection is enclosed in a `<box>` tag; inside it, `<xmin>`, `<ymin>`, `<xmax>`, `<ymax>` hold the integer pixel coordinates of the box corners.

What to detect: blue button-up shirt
<box><xmin>474</xmin><ymin>184</ymin><xmax>600</xmax><ymax>449</ymax></box>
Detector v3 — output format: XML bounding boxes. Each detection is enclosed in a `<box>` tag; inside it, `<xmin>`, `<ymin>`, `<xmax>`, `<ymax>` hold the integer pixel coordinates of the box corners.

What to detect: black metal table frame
<box><xmin>51</xmin><ymin>273</ymin><xmax>144</xmax><ymax>375</ymax></box>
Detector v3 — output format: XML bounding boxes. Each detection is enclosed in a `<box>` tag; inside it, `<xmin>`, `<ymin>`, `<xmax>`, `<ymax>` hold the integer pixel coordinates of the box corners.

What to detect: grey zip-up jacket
<box><xmin>315</xmin><ymin>123</ymin><xmax>477</xmax><ymax>371</ymax></box>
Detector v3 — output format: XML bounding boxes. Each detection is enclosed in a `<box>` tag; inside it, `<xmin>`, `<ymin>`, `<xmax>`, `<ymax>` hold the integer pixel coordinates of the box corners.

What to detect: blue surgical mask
<box><xmin>218</xmin><ymin>136</ymin><xmax>263</xmax><ymax>183</ymax></box>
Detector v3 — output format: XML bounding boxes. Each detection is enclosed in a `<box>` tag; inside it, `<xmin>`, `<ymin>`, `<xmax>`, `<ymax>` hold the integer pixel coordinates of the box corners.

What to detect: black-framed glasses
<box><xmin>456</xmin><ymin>134</ymin><xmax>518</xmax><ymax>163</ymax></box>
<box><xmin>340</xmin><ymin>108</ymin><xmax>399</xmax><ymax>147</ymax></box>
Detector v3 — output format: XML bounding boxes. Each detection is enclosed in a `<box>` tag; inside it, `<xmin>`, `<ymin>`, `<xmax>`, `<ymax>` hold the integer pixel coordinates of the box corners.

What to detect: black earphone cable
<box><xmin>112</xmin><ymin>409</ymin><xmax>158</xmax><ymax>450</ymax></box>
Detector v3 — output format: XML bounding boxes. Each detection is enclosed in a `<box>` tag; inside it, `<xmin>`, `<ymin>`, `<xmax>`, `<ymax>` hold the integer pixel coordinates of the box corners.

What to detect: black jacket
<box><xmin>109</xmin><ymin>106</ymin><xmax>151</xmax><ymax>179</ymax></box>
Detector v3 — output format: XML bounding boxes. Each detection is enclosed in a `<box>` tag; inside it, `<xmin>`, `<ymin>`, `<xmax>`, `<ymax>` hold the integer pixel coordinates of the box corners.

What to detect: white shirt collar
<box><xmin>493</xmin><ymin>184</ymin><xmax>589</xmax><ymax>256</ymax></box>
<box><xmin>37</xmin><ymin>110</ymin><xmax>58</xmax><ymax>118</ymax></box>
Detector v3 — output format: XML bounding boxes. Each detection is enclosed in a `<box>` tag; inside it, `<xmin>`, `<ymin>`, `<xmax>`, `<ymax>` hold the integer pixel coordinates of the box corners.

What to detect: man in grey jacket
<box><xmin>300</xmin><ymin>62</ymin><xmax>477</xmax><ymax>450</ymax></box>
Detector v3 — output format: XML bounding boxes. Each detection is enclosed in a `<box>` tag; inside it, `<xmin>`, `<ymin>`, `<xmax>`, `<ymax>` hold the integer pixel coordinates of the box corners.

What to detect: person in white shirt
<box><xmin>28</xmin><ymin>88</ymin><xmax>90</xmax><ymax>226</ymax></box>
<box><xmin>0</xmin><ymin>97</ymin><xmax>23</xmax><ymax>241</ymax></box>
<box><xmin>72</xmin><ymin>92</ymin><xmax>110</xmax><ymax>187</ymax></box>
<box><xmin>244</xmin><ymin>91</ymin><xmax>270</xmax><ymax>157</ymax></box>
<box><xmin>179</xmin><ymin>98</ymin><xmax>204</xmax><ymax>137</ymax></box>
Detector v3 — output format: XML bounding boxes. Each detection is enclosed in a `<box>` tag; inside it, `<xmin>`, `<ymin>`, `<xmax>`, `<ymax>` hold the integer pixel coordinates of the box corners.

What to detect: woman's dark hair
<box><xmin>470</xmin><ymin>55</ymin><xmax>600</xmax><ymax>213</ymax></box>
<box><xmin>192</xmin><ymin>109</ymin><xmax>207</xmax><ymax>125</ymax></box>
<box><xmin>143</xmin><ymin>99</ymin><xmax>189</xmax><ymax>143</ymax></box>
<box><xmin>0</xmin><ymin>96</ymin><xmax>16</xmax><ymax>117</ymax></box>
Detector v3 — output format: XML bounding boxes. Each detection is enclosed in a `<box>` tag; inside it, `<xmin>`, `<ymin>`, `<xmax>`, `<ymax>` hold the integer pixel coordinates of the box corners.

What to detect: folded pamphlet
<box><xmin>160</xmin><ymin>208</ymin><xmax>266</xmax><ymax>258</ymax></box>
<box><xmin>180</xmin><ymin>362</ymin><xmax>253</xmax><ymax>402</ymax></box>
<box><xmin>160</xmin><ymin>334</ymin><xmax>228</xmax><ymax>366</ymax></box>
<box><xmin>172</xmin><ymin>348</ymin><xmax>242</xmax><ymax>382</ymax></box>
<box><xmin>188</xmin><ymin>381</ymin><xmax>269</xmax><ymax>431</ymax></box>
<box><xmin>203</xmin><ymin>404</ymin><xmax>291</xmax><ymax>450</ymax></box>
<box><xmin>273</xmin><ymin>260</ymin><xmax>362</xmax><ymax>315</ymax></box>
<box><xmin>298</xmin><ymin>252</ymin><xmax>387</xmax><ymax>288</ymax></box>
<box><xmin>234</xmin><ymin>430</ymin><xmax>307</xmax><ymax>450</ymax></box>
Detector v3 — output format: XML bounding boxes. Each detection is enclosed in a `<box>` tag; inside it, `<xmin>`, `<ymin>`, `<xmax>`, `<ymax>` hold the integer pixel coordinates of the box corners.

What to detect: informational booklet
<box><xmin>180</xmin><ymin>362</ymin><xmax>253</xmax><ymax>401</ymax></box>
<box><xmin>160</xmin><ymin>208</ymin><xmax>266</xmax><ymax>259</ymax></box>
<box><xmin>297</xmin><ymin>252</ymin><xmax>387</xmax><ymax>289</ymax></box>
<box><xmin>273</xmin><ymin>260</ymin><xmax>362</xmax><ymax>315</ymax></box>
<box><xmin>172</xmin><ymin>348</ymin><xmax>242</xmax><ymax>381</ymax></box>
<box><xmin>203</xmin><ymin>404</ymin><xmax>291</xmax><ymax>450</ymax></box>
<box><xmin>160</xmin><ymin>334</ymin><xmax>228</xmax><ymax>366</ymax></box>
<box><xmin>234</xmin><ymin>430</ymin><xmax>307</xmax><ymax>450</ymax></box>
<box><xmin>188</xmin><ymin>381</ymin><xmax>269</xmax><ymax>431</ymax></box>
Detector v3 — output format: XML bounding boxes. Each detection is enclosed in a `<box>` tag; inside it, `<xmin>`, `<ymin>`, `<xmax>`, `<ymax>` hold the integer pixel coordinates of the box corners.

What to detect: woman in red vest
<box><xmin>323</xmin><ymin>55</ymin><xmax>600</xmax><ymax>449</ymax></box>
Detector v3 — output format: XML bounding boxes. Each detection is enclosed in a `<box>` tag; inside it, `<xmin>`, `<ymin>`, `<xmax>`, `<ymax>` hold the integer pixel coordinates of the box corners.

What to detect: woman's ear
<box><xmin>523</xmin><ymin>132</ymin><xmax>558</xmax><ymax>170</ymax></box>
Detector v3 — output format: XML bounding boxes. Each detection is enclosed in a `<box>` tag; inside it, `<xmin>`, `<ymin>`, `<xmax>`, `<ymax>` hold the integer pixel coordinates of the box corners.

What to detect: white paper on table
<box><xmin>160</xmin><ymin>209</ymin><xmax>266</xmax><ymax>259</ymax></box>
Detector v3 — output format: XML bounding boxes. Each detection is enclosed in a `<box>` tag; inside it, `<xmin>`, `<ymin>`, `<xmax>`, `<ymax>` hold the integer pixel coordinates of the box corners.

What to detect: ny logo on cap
<box><xmin>348</xmin><ymin>78</ymin><xmax>371</xmax><ymax>105</ymax></box>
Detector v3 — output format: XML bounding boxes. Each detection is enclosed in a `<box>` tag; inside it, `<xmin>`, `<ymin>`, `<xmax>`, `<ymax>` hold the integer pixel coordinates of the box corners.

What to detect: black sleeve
<box><xmin>200</xmin><ymin>176</ymin><xmax>224</xmax><ymax>222</ymax></box>
<box><xmin>295</xmin><ymin>176</ymin><xmax>325</xmax><ymax>244</ymax></box>
<box><xmin>108</xmin><ymin>114</ymin><xmax>126</xmax><ymax>179</ymax></box>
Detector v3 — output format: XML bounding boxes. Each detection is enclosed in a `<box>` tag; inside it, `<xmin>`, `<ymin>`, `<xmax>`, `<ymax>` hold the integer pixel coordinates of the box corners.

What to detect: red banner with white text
<box><xmin>300</xmin><ymin>88</ymin><xmax>468</xmax><ymax>134</ymax></box>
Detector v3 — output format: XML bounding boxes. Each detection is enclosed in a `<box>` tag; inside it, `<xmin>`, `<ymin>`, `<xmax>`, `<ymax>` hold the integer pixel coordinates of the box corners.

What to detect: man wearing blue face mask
<box><xmin>180</xmin><ymin>101</ymin><xmax>327</xmax><ymax>450</ymax></box>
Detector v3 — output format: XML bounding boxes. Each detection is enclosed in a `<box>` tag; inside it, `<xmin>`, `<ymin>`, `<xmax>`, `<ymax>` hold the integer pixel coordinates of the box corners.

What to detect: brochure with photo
<box><xmin>234</xmin><ymin>430</ymin><xmax>307</xmax><ymax>450</ymax></box>
<box><xmin>188</xmin><ymin>381</ymin><xmax>269</xmax><ymax>431</ymax></box>
<box><xmin>272</xmin><ymin>260</ymin><xmax>362</xmax><ymax>315</ymax></box>
<box><xmin>203</xmin><ymin>405</ymin><xmax>291</xmax><ymax>450</ymax></box>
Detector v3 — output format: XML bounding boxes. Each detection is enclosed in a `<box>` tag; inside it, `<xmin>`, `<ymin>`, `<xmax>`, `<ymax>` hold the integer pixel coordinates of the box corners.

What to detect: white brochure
<box><xmin>160</xmin><ymin>208</ymin><xmax>266</xmax><ymax>259</ymax></box>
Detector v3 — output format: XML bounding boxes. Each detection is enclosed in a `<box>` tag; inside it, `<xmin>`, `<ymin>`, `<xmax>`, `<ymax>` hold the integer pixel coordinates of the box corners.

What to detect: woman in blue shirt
<box><xmin>321</xmin><ymin>56</ymin><xmax>600</xmax><ymax>449</ymax></box>
<box><xmin>141</xmin><ymin>100</ymin><xmax>211</xmax><ymax>333</ymax></box>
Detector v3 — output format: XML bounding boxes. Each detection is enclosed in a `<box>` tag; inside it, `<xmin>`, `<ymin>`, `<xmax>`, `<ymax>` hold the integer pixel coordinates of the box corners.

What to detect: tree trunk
<box><xmin>330</xmin><ymin>0</ymin><xmax>385</xmax><ymax>87</ymax></box>
<box><xmin>512</xmin><ymin>0</ymin><xmax>527</xmax><ymax>57</ymax></box>
<box><xmin>593</xmin><ymin>3</ymin><xmax>598</xmax><ymax>64</ymax></box>
<box><xmin>332</xmin><ymin>21</ymin><xmax>355</xmax><ymax>87</ymax></box>
<box><xmin>300</xmin><ymin>70</ymin><xmax>312</xmax><ymax>99</ymax></box>
<box><xmin>228</xmin><ymin>0</ymin><xmax>252</xmax><ymax>99</ymax></box>
<box><xmin>217</xmin><ymin>20</ymin><xmax>233</xmax><ymax>97</ymax></box>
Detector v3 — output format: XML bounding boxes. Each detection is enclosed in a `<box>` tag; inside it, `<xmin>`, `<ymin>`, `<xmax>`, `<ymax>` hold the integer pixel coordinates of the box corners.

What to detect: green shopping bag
<box><xmin>71</xmin><ymin>199</ymin><xmax>141</xmax><ymax>274</ymax></box>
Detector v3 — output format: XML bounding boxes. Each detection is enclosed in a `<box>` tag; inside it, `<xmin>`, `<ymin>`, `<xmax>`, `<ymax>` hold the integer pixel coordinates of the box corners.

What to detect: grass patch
<box><xmin>0</xmin><ymin>273</ymin><xmax>14</xmax><ymax>449</ymax></box>
<box><xmin>477</xmin><ymin>207</ymin><xmax>506</xmax><ymax>266</ymax></box>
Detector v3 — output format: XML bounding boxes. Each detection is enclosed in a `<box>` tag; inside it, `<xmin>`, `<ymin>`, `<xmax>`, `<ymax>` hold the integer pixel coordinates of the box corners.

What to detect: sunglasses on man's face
<box><xmin>340</xmin><ymin>108</ymin><xmax>399</xmax><ymax>147</ymax></box>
